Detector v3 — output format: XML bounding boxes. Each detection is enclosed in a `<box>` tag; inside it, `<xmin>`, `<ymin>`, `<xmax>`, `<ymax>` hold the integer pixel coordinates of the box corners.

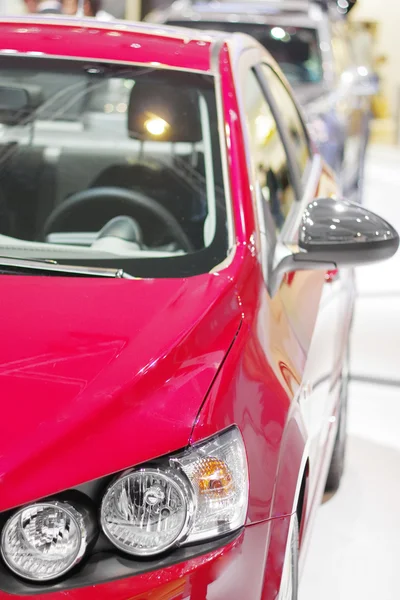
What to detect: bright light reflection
<box><xmin>255</xmin><ymin>114</ymin><xmax>275</xmax><ymax>143</ymax></box>
<box><xmin>271</xmin><ymin>27</ymin><xmax>286</xmax><ymax>40</ymax></box>
<box><xmin>342</xmin><ymin>71</ymin><xmax>354</xmax><ymax>84</ymax></box>
<box><xmin>144</xmin><ymin>116</ymin><xmax>169</xmax><ymax>136</ymax></box>
<box><xmin>357</xmin><ymin>66</ymin><xmax>369</xmax><ymax>77</ymax></box>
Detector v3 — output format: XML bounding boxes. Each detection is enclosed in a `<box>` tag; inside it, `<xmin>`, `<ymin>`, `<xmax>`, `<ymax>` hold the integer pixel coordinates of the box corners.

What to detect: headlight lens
<box><xmin>1</xmin><ymin>502</ymin><xmax>92</xmax><ymax>582</ymax></box>
<box><xmin>101</xmin><ymin>468</ymin><xmax>195</xmax><ymax>557</ymax></box>
<box><xmin>101</xmin><ymin>427</ymin><xmax>248</xmax><ymax>556</ymax></box>
<box><xmin>174</xmin><ymin>426</ymin><xmax>248</xmax><ymax>544</ymax></box>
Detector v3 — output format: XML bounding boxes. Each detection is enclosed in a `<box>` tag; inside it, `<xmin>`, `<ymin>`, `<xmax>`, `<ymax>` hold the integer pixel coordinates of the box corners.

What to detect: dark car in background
<box><xmin>147</xmin><ymin>0</ymin><xmax>377</xmax><ymax>201</ymax></box>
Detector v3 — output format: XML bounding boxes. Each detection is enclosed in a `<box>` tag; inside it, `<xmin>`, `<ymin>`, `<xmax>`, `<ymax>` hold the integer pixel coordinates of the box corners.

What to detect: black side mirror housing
<box><xmin>269</xmin><ymin>198</ymin><xmax>399</xmax><ymax>295</ymax></box>
<box><xmin>296</xmin><ymin>197</ymin><xmax>399</xmax><ymax>265</ymax></box>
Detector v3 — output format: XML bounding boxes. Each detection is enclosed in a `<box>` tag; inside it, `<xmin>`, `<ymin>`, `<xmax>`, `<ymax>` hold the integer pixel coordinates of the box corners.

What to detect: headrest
<box><xmin>128</xmin><ymin>81</ymin><xmax>202</xmax><ymax>143</ymax></box>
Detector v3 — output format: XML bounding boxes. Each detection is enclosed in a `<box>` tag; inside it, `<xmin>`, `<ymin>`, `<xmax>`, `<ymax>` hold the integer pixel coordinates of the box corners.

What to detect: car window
<box><xmin>261</xmin><ymin>65</ymin><xmax>311</xmax><ymax>177</ymax></box>
<box><xmin>243</xmin><ymin>69</ymin><xmax>296</xmax><ymax>232</ymax></box>
<box><xmin>0</xmin><ymin>57</ymin><xmax>228</xmax><ymax>278</ymax></box>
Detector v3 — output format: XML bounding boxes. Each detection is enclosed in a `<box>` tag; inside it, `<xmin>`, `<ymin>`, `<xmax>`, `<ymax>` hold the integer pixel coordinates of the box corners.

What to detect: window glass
<box><xmin>261</xmin><ymin>65</ymin><xmax>311</xmax><ymax>176</ymax></box>
<box><xmin>0</xmin><ymin>57</ymin><xmax>228</xmax><ymax>278</ymax></box>
<box><xmin>243</xmin><ymin>69</ymin><xmax>295</xmax><ymax>232</ymax></box>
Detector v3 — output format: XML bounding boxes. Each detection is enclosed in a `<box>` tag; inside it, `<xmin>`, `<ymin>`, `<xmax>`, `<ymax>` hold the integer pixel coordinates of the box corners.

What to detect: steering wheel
<box><xmin>41</xmin><ymin>187</ymin><xmax>194</xmax><ymax>253</ymax></box>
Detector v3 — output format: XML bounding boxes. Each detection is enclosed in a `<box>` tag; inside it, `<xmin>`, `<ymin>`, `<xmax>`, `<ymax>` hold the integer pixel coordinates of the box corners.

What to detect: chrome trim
<box><xmin>100</xmin><ymin>466</ymin><xmax>196</xmax><ymax>557</ymax></box>
<box><xmin>1</xmin><ymin>501</ymin><xmax>96</xmax><ymax>582</ymax></box>
<box><xmin>0</xmin><ymin>257</ymin><xmax>132</xmax><ymax>279</ymax></box>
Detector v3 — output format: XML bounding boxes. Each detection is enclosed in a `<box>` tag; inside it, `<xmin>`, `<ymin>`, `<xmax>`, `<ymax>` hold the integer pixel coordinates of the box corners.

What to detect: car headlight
<box><xmin>101</xmin><ymin>467</ymin><xmax>195</xmax><ymax>556</ymax></box>
<box><xmin>101</xmin><ymin>427</ymin><xmax>248</xmax><ymax>557</ymax></box>
<box><xmin>1</xmin><ymin>501</ymin><xmax>96</xmax><ymax>582</ymax></box>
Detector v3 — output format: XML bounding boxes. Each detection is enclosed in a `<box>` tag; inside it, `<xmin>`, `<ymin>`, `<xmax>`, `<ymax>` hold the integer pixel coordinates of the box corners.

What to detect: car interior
<box><xmin>0</xmin><ymin>61</ymin><xmax>226</xmax><ymax>264</ymax></box>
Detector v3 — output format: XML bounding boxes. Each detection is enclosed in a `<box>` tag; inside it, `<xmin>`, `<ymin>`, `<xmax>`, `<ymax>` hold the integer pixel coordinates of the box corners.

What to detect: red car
<box><xmin>0</xmin><ymin>16</ymin><xmax>396</xmax><ymax>600</ymax></box>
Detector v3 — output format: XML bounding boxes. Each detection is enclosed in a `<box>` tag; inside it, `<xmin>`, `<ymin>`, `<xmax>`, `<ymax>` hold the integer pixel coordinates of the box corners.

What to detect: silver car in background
<box><xmin>147</xmin><ymin>0</ymin><xmax>377</xmax><ymax>201</ymax></box>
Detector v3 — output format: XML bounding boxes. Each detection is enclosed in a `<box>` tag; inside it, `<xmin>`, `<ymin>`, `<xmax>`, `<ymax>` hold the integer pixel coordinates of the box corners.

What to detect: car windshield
<box><xmin>169</xmin><ymin>21</ymin><xmax>323</xmax><ymax>85</ymax></box>
<box><xmin>0</xmin><ymin>57</ymin><xmax>228</xmax><ymax>278</ymax></box>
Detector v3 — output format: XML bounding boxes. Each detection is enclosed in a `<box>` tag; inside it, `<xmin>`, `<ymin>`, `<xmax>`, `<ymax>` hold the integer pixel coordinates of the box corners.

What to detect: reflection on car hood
<box><xmin>0</xmin><ymin>274</ymin><xmax>241</xmax><ymax>511</ymax></box>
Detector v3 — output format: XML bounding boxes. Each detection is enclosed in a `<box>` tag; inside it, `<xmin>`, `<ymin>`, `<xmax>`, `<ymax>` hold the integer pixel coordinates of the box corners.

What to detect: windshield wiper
<box><xmin>0</xmin><ymin>257</ymin><xmax>132</xmax><ymax>279</ymax></box>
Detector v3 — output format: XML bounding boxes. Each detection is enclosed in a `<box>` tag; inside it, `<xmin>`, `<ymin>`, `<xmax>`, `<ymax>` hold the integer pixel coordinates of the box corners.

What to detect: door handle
<box><xmin>325</xmin><ymin>269</ymin><xmax>339</xmax><ymax>283</ymax></box>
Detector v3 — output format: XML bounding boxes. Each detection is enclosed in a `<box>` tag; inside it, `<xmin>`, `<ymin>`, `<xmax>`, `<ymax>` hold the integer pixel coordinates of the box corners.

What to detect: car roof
<box><xmin>148</xmin><ymin>0</ymin><xmax>326</xmax><ymax>26</ymax></box>
<box><xmin>185</xmin><ymin>0</ymin><xmax>312</xmax><ymax>13</ymax></box>
<box><xmin>0</xmin><ymin>16</ymin><xmax>258</xmax><ymax>74</ymax></box>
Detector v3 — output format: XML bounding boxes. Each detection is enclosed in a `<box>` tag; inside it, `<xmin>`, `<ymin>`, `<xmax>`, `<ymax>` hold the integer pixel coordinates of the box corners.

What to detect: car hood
<box><xmin>0</xmin><ymin>274</ymin><xmax>241</xmax><ymax>512</ymax></box>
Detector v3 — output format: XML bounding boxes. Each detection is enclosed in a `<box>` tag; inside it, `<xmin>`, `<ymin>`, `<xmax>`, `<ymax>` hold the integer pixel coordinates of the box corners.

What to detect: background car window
<box><xmin>168</xmin><ymin>21</ymin><xmax>323</xmax><ymax>85</ymax></box>
<box><xmin>261</xmin><ymin>65</ymin><xmax>311</xmax><ymax>176</ymax></box>
<box><xmin>243</xmin><ymin>69</ymin><xmax>296</xmax><ymax>232</ymax></box>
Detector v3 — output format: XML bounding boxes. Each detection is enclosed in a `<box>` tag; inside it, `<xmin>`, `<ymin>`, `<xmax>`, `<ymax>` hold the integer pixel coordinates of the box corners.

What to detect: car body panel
<box><xmin>0</xmin><ymin>273</ymin><xmax>242</xmax><ymax>513</ymax></box>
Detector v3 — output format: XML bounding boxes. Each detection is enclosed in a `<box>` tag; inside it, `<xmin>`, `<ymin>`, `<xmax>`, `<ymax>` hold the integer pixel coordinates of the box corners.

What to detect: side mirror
<box><xmin>297</xmin><ymin>197</ymin><xmax>398</xmax><ymax>264</ymax></box>
<box><xmin>270</xmin><ymin>198</ymin><xmax>399</xmax><ymax>295</ymax></box>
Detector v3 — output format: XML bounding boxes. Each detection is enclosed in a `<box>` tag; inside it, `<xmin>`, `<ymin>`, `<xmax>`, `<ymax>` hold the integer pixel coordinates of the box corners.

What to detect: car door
<box><xmin>236</xmin><ymin>49</ymin><xmax>349</xmax><ymax>502</ymax></box>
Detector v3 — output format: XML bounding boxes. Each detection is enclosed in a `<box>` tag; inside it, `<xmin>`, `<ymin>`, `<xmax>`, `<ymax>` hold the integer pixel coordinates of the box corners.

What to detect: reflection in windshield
<box><xmin>0</xmin><ymin>58</ymin><xmax>227</xmax><ymax>278</ymax></box>
<box><xmin>169</xmin><ymin>21</ymin><xmax>323</xmax><ymax>85</ymax></box>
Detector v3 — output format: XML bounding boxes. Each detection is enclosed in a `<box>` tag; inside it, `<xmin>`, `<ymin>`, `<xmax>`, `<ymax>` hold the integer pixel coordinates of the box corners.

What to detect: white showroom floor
<box><xmin>300</xmin><ymin>144</ymin><xmax>400</xmax><ymax>599</ymax></box>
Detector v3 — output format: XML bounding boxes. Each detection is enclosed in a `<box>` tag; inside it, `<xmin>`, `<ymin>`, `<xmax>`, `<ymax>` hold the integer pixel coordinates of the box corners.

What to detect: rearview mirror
<box><xmin>270</xmin><ymin>198</ymin><xmax>399</xmax><ymax>295</ymax></box>
<box><xmin>0</xmin><ymin>83</ymin><xmax>42</xmax><ymax>125</ymax></box>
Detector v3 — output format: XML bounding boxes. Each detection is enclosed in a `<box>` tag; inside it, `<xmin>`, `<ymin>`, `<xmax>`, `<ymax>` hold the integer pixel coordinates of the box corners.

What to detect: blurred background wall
<box><xmin>350</xmin><ymin>0</ymin><xmax>400</xmax><ymax>142</ymax></box>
